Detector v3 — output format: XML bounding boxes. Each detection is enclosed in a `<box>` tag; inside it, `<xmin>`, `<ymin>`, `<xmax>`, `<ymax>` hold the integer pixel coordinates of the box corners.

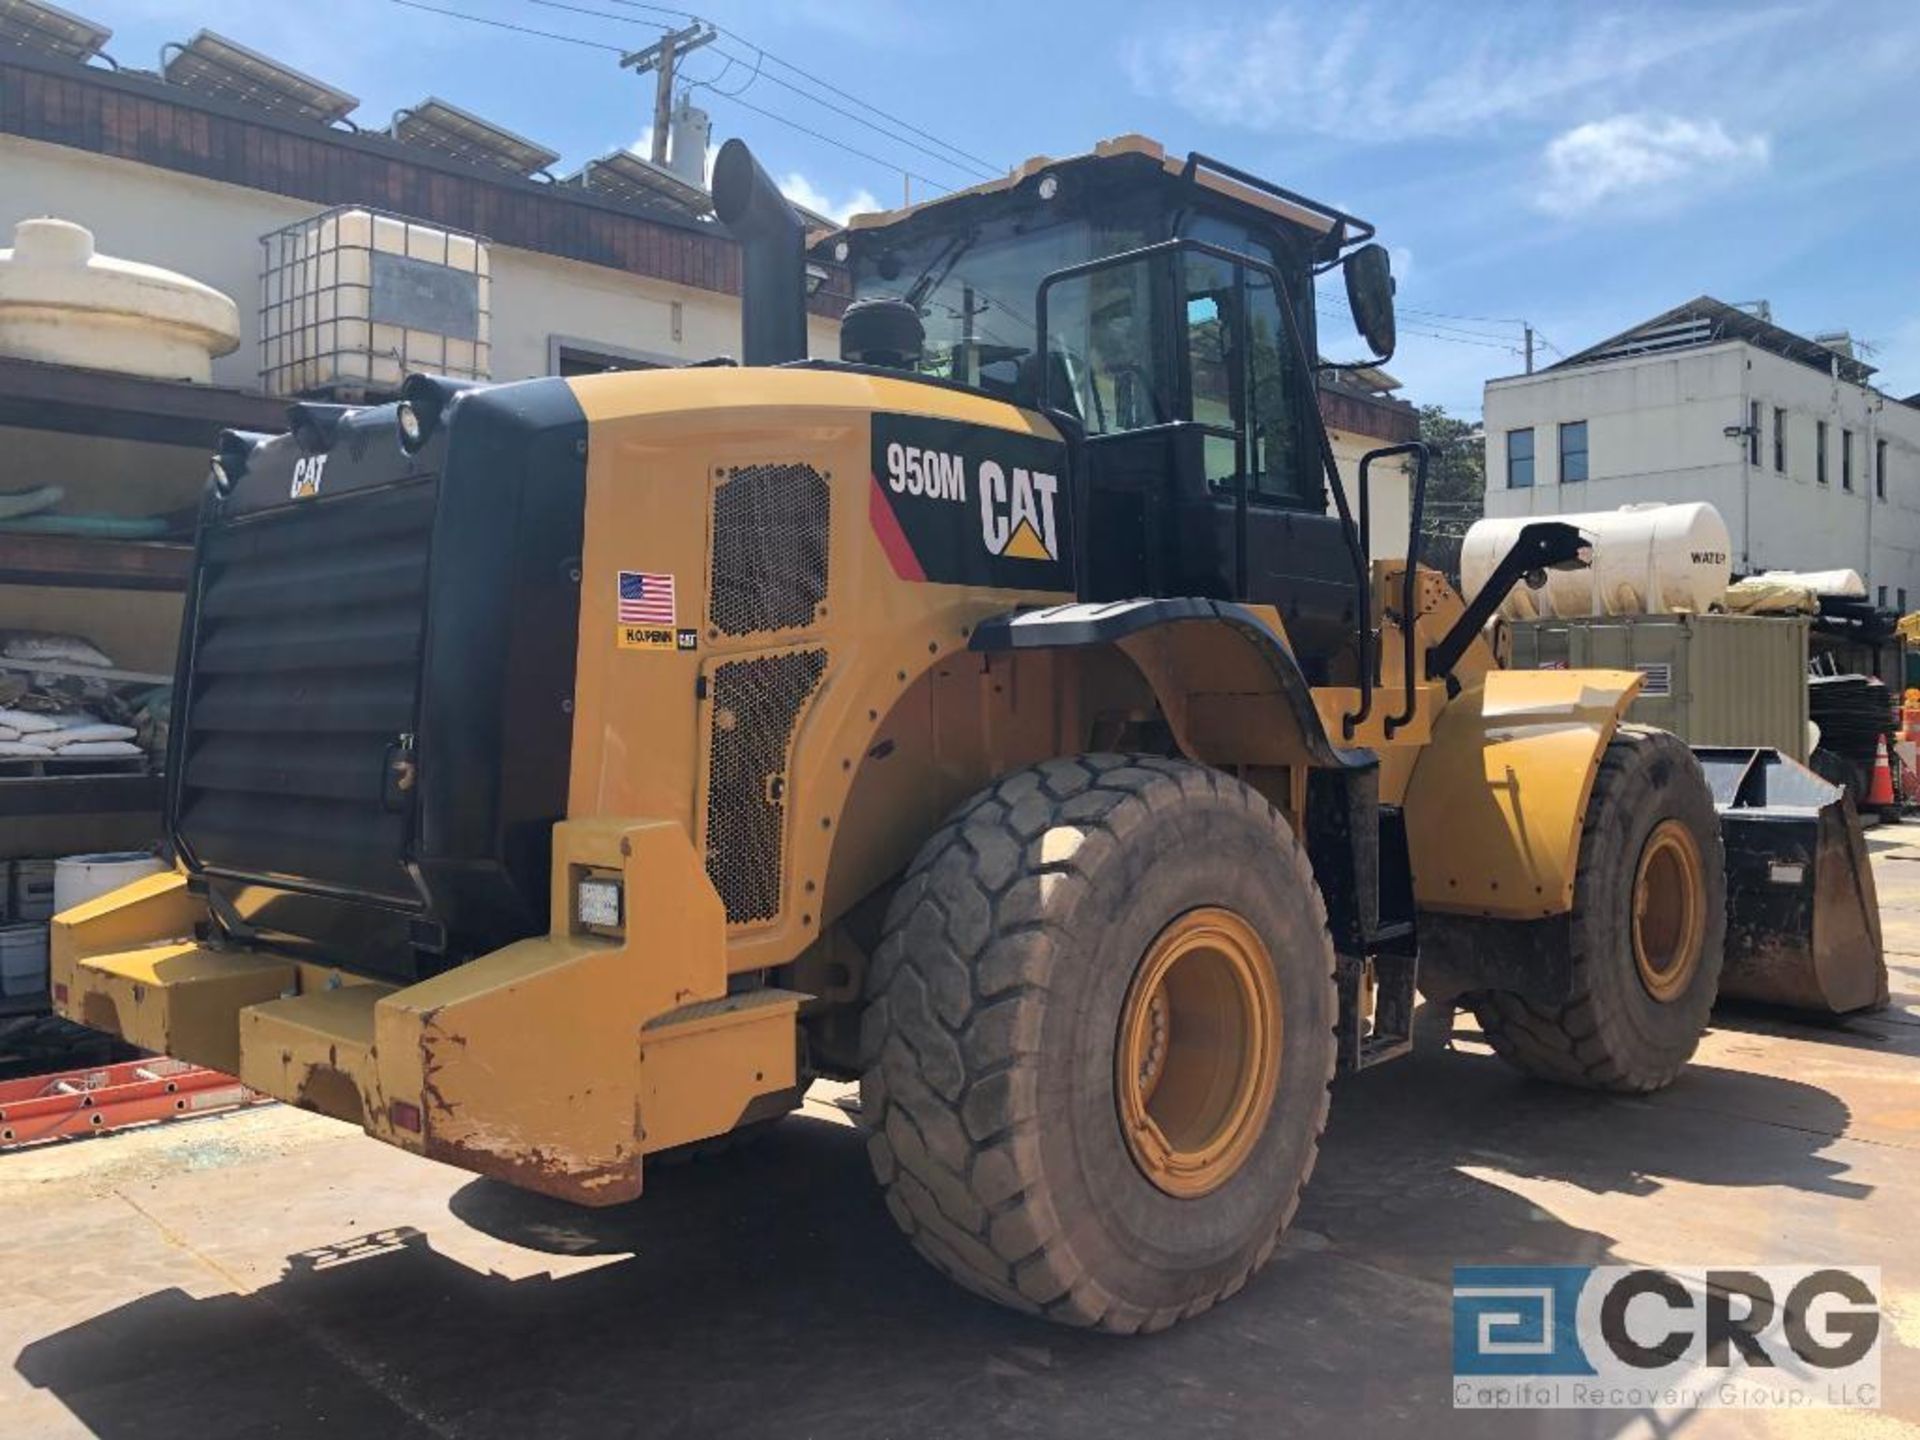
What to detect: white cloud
<box><xmin>1128</xmin><ymin>3</ymin><xmax>1801</xmax><ymax>140</ymax></box>
<box><xmin>778</xmin><ymin>172</ymin><xmax>882</xmax><ymax>226</ymax></box>
<box><xmin>1535</xmin><ymin>114</ymin><xmax>1769</xmax><ymax>217</ymax></box>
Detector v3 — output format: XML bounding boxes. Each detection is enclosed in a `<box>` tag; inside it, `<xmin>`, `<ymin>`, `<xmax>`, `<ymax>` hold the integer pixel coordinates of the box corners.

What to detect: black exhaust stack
<box><xmin>712</xmin><ymin>138</ymin><xmax>808</xmax><ymax>366</ymax></box>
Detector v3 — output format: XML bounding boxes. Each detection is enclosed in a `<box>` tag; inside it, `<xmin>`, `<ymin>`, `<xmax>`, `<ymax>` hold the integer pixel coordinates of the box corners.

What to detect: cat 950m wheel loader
<box><xmin>52</xmin><ymin>135</ymin><xmax>1885</xmax><ymax>1333</ymax></box>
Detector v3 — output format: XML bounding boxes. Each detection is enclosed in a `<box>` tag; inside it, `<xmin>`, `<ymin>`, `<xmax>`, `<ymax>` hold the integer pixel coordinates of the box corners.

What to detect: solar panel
<box><xmin>0</xmin><ymin>0</ymin><xmax>111</xmax><ymax>61</ymax></box>
<box><xmin>390</xmin><ymin>98</ymin><xmax>559</xmax><ymax>177</ymax></box>
<box><xmin>577</xmin><ymin>148</ymin><xmax>714</xmax><ymax>219</ymax></box>
<box><xmin>161</xmin><ymin>29</ymin><xmax>357</xmax><ymax>125</ymax></box>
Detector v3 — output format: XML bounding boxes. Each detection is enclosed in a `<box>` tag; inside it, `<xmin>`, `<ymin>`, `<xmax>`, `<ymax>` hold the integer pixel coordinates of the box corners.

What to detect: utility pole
<box><xmin>1524</xmin><ymin>324</ymin><xmax>1534</xmax><ymax>375</ymax></box>
<box><xmin>621</xmin><ymin>22</ymin><xmax>717</xmax><ymax>166</ymax></box>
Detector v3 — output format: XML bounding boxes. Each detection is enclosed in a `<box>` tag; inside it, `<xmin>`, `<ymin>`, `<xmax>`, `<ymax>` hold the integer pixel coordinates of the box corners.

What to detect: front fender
<box><xmin>1403</xmin><ymin>669</ymin><xmax>1644</xmax><ymax>919</ymax></box>
<box><xmin>969</xmin><ymin>598</ymin><xmax>1374</xmax><ymax>772</ymax></box>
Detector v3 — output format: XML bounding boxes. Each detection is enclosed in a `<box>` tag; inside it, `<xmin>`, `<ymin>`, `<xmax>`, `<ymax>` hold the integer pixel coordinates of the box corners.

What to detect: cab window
<box><xmin>1046</xmin><ymin>258</ymin><xmax>1168</xmax><ymax>434</ymax></box>
<box><xmin>848</xmin><ymin>211</ymin><xmax>1159</xmax><ymax>428</ymax></box>
<box><xmin>1182</xmin><ymin>218</ymin><xmax>1320</xmax><ymax>510</ymax></box>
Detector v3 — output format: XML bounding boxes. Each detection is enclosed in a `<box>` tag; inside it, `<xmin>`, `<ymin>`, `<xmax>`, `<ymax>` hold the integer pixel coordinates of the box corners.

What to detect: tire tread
<box><xmin>859</xmin><ymin>755</ymin><xmax>1336</xmax><ymax>1331</ymax></box>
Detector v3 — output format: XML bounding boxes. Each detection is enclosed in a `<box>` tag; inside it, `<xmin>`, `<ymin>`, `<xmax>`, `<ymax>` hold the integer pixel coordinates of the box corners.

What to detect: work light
<box><xmin>576</xmin><ymin>875</ymin><xmax>623</xmax><ymax>930</ymax></box>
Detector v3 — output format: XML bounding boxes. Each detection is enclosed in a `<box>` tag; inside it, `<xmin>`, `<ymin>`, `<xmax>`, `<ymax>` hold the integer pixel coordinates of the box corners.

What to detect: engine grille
<box><xmin>708</xmin><ymin>463</ymin><xmax>830</xmax><ymax>636</ymax></box>
<box><xmin>703</xmin><ymin>648</ymin><xmax>828</xmax><ymax>924</ymax></box>
<box><xmin>174</xmin><ymin>482</ymin><xmax>435</xmax><ymax>905</ymax></box>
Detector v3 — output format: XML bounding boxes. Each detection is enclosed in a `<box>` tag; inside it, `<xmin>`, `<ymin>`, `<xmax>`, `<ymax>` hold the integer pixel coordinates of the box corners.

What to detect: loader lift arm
<box><xmin>1426</xmin><ymin>520</ymin><xmax>1588</xmax><ymax>685</ymax></box>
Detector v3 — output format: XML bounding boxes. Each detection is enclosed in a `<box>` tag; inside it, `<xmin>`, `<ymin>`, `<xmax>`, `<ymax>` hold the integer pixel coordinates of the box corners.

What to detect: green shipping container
<box><xmin>1506</xmin><ymin>613</ymin><xmax>1810</xmax><ymax>762</ymax></box>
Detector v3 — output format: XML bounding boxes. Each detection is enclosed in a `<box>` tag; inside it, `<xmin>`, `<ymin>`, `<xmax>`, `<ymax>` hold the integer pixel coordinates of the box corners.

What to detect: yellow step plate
<box><xmin>239</xmin><ymin>983</ymin><xmax>394</xmax><ymax>1126</ymax></box>
<box><xmin>68</xmin><ymin>944</ymin><xmax>295</xmax><ymax>1077</ymax></box>
<box><xmin>639</xmin><ymin>989</ymin><xmax>805</xmax><ymax>1155</ymax></box>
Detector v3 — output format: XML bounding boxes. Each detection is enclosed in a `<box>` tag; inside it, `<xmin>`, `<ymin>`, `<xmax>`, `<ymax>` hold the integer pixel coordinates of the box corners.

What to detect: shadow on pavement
<box><xmin>1711</xmin><ymin>994</ymin><xmax>1920</xmax><ymax>1058</ymax></box>
<box><xmin>14</xmin><ymin>1039</ymin><xmax>1865</xmax><ymax>1440</ymax></box>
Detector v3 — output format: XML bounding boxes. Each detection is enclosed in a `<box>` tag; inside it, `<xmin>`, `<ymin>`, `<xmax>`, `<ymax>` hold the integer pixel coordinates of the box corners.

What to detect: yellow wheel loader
<box><xmin>51</xmin><ymin>135</ymin><xmax>1884</xmax><ymax>1333</ymax></box>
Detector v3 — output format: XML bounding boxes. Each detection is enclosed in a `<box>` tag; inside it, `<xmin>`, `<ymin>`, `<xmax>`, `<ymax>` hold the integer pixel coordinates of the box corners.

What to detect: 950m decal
<box><xmin>870</xmin><ymin>414</ymin><xmax>1073</xmax><ymax>591</ymax></box>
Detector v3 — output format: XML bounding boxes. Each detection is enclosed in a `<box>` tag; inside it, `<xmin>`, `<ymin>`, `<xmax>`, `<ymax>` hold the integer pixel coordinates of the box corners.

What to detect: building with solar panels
<box><xmin>1483</xmin><ymin>297</ymin><xmax>1920</xmax><ymax>608</ymax></box>
<box><xmin>0</xmin><ymin>0</ymin><xmax>846</xmax><ymax>886</ymax></box>
<box><xmin>0</xmin><ymin>3</ymin><xmax>849</xmax><ymax>394</ymax></box>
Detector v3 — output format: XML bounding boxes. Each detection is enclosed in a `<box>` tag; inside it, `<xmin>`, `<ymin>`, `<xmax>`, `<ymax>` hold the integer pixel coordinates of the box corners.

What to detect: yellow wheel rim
<box><xmin>1116</xmin><ymin>907</ymin><xmax>1282</xmax><ymax>1199</ymax></box>
<box><xmin>1632</xmin><ymin>819</ymin><xmax>1706</xmax><ymax>1003</ymax></box>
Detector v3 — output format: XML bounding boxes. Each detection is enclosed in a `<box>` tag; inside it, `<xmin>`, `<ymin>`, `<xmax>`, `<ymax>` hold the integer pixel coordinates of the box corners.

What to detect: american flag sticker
<box><xmin>616</xmin><ymin>570</ymin><xmax>677</xmax><ymax>651</ymax></box>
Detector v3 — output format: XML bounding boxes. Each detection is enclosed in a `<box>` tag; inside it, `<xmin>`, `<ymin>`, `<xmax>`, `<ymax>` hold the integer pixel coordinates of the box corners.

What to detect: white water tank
<box><xmin>260</xmin><ymin>205</ymin><xmax>490</xmax><ymax>398</ymax></box>
<box><xmin>1462</xmin><ymin>502</ymin><xmax>1732</xmax><ymax>619</ymax></box>
<box><xmin>0</xmin><ymin>218</ymin><xmax>240</xmax><ymax>382</ymax></box>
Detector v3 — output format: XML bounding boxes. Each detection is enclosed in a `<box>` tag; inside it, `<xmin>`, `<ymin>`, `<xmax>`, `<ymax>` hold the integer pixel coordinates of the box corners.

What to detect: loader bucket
<box><xmin>1691</xmin><ymin>747</ymin><xmax>1889</xmax><ymax>1015</ymax></box>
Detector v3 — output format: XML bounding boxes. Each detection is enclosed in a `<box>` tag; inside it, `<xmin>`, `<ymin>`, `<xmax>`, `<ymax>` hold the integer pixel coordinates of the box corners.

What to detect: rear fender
<box><xmin>1404</xmin><ymin>669</ymin><xmax>1644</xmax><ymax>919</ymax></box>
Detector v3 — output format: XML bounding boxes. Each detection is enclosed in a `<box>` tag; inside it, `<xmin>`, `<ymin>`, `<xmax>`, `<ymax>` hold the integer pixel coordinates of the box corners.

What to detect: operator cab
<box><xmin>809</xmin><ymin>136</ymin><xmax>1402</xmax><ymax>683</ymax></box>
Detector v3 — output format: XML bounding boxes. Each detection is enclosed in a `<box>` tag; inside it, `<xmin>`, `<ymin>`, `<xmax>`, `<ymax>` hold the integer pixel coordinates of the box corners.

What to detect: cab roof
<box><xmin>809</xmin><ymin>134</ymin><xmax>1372</xmax><ymax>259</ymax></box>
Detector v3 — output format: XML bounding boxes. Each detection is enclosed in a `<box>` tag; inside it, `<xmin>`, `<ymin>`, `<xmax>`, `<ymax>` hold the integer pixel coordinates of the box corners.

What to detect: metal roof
<box><xmin>1551</xmin><ymin>295</ymin><xmax>1876</xmax><ymax>386</ymax></box>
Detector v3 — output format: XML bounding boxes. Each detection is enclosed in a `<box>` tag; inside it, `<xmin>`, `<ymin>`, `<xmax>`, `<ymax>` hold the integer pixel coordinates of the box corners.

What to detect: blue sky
<box><xmin>88</xmin><ymin>0</ymin><xmax>1920</xmax><ymax>414</ymax></box>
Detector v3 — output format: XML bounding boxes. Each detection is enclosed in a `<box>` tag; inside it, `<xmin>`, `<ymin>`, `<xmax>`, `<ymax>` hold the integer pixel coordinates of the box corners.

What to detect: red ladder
<box><xmin>0</xmin><ymin>1057</ymin><xmax>261</xmax><ymax>1149</ymax></box>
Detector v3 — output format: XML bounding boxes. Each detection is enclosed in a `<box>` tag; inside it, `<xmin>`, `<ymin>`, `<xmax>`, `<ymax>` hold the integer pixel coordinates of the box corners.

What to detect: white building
<box><xmin>1483</xmin><ymin>297</ymin><xmax>1920</xmax><ymax>609</ymax></box>
<box><xmin>1318</xmin><ymin>367</ymin><xmax>1421</xmax><ymax>560</ymax></box>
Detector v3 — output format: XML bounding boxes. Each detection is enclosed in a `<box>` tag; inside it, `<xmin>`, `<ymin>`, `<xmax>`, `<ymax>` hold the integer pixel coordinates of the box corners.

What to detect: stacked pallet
<box><xmin>1808</xmin><ymin>673</ymin><xmax>1894</xmax><ymax>800</ymax></box>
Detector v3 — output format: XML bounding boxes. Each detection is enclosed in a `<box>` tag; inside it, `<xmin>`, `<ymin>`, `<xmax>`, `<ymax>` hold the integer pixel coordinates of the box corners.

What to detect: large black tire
<box><xmin>859</xmin><ymin>755</ymin><xmax>1337</xmax><ymax>1333</ymax></box>
<box><xmin>1468</xmin><ymin>726</ymin><xmax>1725</xmax><ymax>1092</ymax></box>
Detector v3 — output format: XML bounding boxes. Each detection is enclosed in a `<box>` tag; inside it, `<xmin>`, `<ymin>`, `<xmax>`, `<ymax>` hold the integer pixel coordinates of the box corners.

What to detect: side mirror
<box><xmin>1343</xmin><ymin>243</ymin><xmax>1396</xmax><ymax>362</ymax></box>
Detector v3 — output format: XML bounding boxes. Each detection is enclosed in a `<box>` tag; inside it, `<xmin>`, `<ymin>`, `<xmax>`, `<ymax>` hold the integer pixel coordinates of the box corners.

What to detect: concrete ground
<box><xmin>7</xmin><ymin>841</ymin><xmax>1920</xmax><ymax>1440</ymax></box>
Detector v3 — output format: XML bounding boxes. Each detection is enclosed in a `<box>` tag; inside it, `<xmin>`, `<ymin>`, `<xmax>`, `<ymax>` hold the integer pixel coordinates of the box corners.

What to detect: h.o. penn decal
<box><xmin>869</xmin><ymin>414</ymin><xmax>1073</xmax><ymax>591</ymax></box>
<box><xmin>615</xmin><ymin>569</ymin><xmax>681</xmax><ymax>651</ymax></box>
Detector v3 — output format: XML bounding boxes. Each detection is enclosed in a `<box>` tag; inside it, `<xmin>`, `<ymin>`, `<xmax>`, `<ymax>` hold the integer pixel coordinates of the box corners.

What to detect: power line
<box><xmin>391</xmin><ymin>0</ymin><xmax>961</xmax><ymax>192</ymax></box>
<box><xmin>714</xmin><ymin>88</ymin><xmax>952</xmax><ymax>195</ymax></box>
<box><xmin>391</xmin><ymin>0</ymin><xmax>623</xmax><ymax>50</ymax></box>
<box><xmin>1399</xmin><ymin>329</ymin><xmax>1523</xmax><ymax>352</ymax></box>
<box><xmin>699</xmin><ymin>44</ymin><xmax>997</xmax><ymax>180</ymax></box>
<box><xmin>517</xmin><ymin>0</ymin><xmax>996</xmax><ymax>180</ymax></box>
<box><xmin>1318</xmin><ymin>287</ymin><xmax>1523</xmax><ymax>342</ymax></box>
<box><xmin>1400</xmin><ymin>304</ymin><xmax>1527</xmax><ymax>326</ymax></box>
<box><xmin>1315</xmin><ymin>301</ymin><xmax>1523</xmax><ymax>354</ymax></box>
<box><xmin>595</xmin><ymin>0</ymin><xmax>1004</xmax><ymax>175</ymax></box>
<box><xmin>524</xmin><ymin>0</ymin><xmax>658</xmax><ymax>30</ymax></box>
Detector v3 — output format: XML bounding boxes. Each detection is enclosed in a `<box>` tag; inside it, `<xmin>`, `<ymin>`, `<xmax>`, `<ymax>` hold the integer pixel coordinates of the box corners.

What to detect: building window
<box><xmin>1902</xmin><ymin>588</ymin><xmax>1910</xmax><ymax>613</ymax></box>
<box><xmin>552</xmin><ymin>344</ymin><xmax>663</xmax><ymax>376</ymax></box>
<box><xmin>1748</xmin><ymin>400</ymin><xmax>1761</xmax><ymax>465</ymax></box>
<box><xmin>1559</xmin><ymin>420</ymin><xmax>1588</xmax><ymax>483</ymax></box>
<box><xmin>1816</xmin><ymin>420</ymin><xmax>1828</xmax><ymax>485</ymax></box>
<box><xmin>1877</xmin><ymin>585</ymin><xmax>1888</xmax><ymax>607</ymax></box>
<box><xmin>1842</xmin><ymin>429</ymin><xmax>1854</xmax><ymax>491</ymax></box>
<box><xmin>1507</xmin><ymin>428</ymin><xmax>1535</xmax><ymax>488</ymax></box>
<box><xmin>1773</xmin><ymin>407</ymin><xmax>1786</xmax><ymax>472</ymax></box>
<box><xmin>1880</xmin><ymin>439</ymin><xmax>1890</xmax><ymax>500</ymax></box>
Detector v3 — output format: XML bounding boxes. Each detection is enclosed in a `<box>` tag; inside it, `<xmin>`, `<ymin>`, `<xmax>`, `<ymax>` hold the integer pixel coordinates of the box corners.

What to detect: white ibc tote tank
<box><xmin>1461</xmin><ymin>502</ymin><xmax>1732</xmax><ymax>619</ymax></box>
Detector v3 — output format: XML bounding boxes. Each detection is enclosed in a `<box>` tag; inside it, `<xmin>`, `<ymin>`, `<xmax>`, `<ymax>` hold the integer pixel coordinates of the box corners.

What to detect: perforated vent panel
<box><xmin>709</xmin><ymin>463</ymin><xmax>830</xmax><ymax>636</ymax></box>
<box><xmin>704</xmin><ymin>649</ymin><xmax>828</xmax><ymax>924</ymax></box>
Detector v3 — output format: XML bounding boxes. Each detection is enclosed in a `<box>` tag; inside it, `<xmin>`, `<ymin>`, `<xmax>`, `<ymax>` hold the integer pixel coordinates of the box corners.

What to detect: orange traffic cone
<box><xmin>1868</xmin><ymin>736</ymin><xmax>1897</xmax><ymax>809</ymax></box>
